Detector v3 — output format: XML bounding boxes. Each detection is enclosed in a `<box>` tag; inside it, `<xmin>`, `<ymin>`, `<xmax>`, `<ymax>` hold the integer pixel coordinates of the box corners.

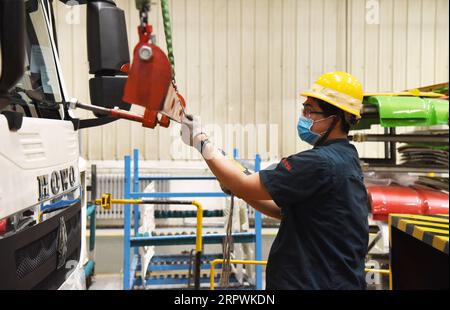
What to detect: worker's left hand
<box><xmin>180</xmin><ymin>114</ymin><xmax>207</xmax><ymax>151</ymax></box>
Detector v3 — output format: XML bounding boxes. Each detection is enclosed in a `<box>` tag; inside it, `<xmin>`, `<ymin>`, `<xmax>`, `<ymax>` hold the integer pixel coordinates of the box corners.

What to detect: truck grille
<box><xmin>0</xmin><ymin>203</ymin><xmax>81</xmax><ymax>290</ymax></box>
<box><xmin>15</xmin><ymin>230</ymin><xmax>58</xmax><ymax>279</ymax></box>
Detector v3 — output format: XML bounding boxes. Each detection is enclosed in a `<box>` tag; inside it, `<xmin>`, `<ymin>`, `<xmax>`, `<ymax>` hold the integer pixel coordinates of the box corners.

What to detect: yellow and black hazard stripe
<box><xmin>389</xmin><ymin>214</ymin><xmax>449</xmax><ymax>254</ymax></box>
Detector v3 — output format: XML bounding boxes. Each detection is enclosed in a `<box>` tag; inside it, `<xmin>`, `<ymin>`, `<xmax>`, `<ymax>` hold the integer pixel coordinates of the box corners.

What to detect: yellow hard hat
<box><xmin>300</xmin><ymin>71</ymin><xmax>364</xmax><ymax>118</ymax></box>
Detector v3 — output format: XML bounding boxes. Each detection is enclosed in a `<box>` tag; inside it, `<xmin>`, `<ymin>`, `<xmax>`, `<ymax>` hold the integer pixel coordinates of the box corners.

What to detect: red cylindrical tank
<box><xmin>367</xmin><ymin>185</ymin><xmax>449</xmax><ymax>222</ymax></box>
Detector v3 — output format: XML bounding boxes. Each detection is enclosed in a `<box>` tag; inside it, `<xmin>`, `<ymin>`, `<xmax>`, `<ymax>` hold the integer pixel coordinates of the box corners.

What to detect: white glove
<box><xmin>180</xmin><ymin>114</ymin><xmax>207</xmax><ymax>151</ymax></box>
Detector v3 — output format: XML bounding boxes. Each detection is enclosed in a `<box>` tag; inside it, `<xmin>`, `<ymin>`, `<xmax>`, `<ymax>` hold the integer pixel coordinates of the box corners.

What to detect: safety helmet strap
<box><xmin>315</xmin><ymin>115</ymin><xmax>340</xmax><ymax>146</ymax></box>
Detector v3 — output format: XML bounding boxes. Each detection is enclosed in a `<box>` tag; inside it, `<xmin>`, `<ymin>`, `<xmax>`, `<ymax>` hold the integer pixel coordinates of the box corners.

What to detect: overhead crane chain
<box><xmin>161</xmin><ymin>0</ymin><xmax>176</xmax><ymax>81</ymax></box>
<box><xmin>135</xmin><ymin>0</ymin><xmax>151</xmax><ymax>28</ymax></box>
<box><xmin>134</xmin><ymin>0</ymin><xmax>174</xmax><ymax>74</ymax></box>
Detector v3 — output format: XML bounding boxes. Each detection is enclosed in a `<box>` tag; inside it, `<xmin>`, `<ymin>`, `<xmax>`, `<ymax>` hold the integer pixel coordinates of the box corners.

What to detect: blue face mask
<box><xmin>297</xmin><ymin>116</ymin><xmax>321</xmax><ymax>145</ymax></box>
<box><xmin>297</xmin><ymin>116</ymin><xmax>334</xmax><ymax>145</ymax></box>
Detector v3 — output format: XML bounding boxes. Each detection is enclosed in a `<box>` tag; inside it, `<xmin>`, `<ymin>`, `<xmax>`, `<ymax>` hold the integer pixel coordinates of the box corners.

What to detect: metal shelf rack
<box><xmin>122</xmin><ymin>149</ymin><xmax>263</xmax><ymax>290</ymax></box>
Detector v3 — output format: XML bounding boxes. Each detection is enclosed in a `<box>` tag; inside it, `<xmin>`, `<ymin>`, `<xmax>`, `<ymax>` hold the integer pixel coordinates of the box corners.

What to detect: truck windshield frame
<box><xmin>2</xmin><ymin>0</ymin><xmax>65</xmax><ymax>120</ymax></box>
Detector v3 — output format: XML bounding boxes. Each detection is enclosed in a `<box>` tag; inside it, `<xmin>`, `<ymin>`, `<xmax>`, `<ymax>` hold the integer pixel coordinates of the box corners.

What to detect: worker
<box><xmin>180</xmin><ymin>72</ymin><xmax>369</xmax><ymax>290</ymax></box>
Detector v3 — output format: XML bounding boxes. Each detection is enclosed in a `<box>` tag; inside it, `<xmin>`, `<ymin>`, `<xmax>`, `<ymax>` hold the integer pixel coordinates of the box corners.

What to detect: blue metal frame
<box><xmin>138</xmin><ymin>253</ymin><xmax>224</xmax><ymax>272</ymax></box>
<box><xmin>133</xmin><ymin>149</ymin><xmax>140</xmax><ymax>256</ymax></box>
<box><xmin>236</xmin><ymin>149</ymin><xmax>263</xmax><ymax>289</ymax></box>
<box><xmin>124</xmin><ymin>156</ymin><xmax>132</xmax><ymax>290</ymax></box>
<box><xmin>130</xmin><ymin>192</ymin><xmax>227</xmax><ymax>198</ymax></box>
<box><xmin>139</xmin><ymin>176</ymin><xmax>217</xmax><ymax>181</ymax></box>
<box><xmin>131</xmin><ymin>232</ymin><xmax>255</xmax><ymax>247</ymax></box>
<box><xmin>122</xmin><ymin>149</ymin><xmax>263</xmax><ymax>290</ymax></box>
<box><xmin>254</xmin><ymin>154</ymin><xmax>263</xmax><ymax>290</ymax></box>
<box><xmin>134</xmin><ymin>275</ymin><xmax>241</xmax><ymax>287</ymax></box>
<box><xmin>84</xmin><ymin>204</ymin><xmax>97</xmax><ymax>280</ymax></box>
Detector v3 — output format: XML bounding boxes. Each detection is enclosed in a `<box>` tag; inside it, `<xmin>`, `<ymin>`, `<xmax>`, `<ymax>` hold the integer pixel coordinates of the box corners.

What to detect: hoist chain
<box><xmin>136</xmin><ymin>0</ymin><xmax>151</xmax><ymax>31</ymax></box>
<box><xmin>161</xmin><ymin>0</ymin><xmax>176</xmax><ymax>84</ymax></box>
<box><xmin>135</xmin><ymin>0</ymin><xmax>178</xmax><ymax>90</ymax></box>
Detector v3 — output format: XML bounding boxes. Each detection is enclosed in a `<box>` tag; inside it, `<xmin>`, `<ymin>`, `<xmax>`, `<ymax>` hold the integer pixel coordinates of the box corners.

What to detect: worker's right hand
<box><xmin>180</xmin><ymin>114</ymin><xmax>207</xmax><ymax>151</ymax></box>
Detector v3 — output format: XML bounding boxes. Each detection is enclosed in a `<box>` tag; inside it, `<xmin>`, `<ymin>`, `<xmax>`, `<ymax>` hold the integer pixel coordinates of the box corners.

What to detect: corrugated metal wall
<box><xmin>54</xmin><ymin>0</ymin><xmax>449</xmax><ymax>161</ymax></box>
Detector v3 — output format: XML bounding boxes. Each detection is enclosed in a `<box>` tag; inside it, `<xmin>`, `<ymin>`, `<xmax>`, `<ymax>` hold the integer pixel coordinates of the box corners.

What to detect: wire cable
<box><xmin>220</xmin><ymin>194</ymin><xmax>235</xmax><ymax>287</ymax></box>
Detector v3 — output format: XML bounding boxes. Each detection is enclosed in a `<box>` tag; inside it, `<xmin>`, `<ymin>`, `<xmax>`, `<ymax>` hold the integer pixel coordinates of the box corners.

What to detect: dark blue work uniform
<box><xmin>259</xmin><ymin>139</ymin><xmax>369</xmax><ymax>290</ymax></box>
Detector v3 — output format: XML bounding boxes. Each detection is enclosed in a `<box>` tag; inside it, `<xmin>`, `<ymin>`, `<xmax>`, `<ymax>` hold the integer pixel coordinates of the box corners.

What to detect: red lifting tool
<box><xmin>122</xmin><ymin>24</ymin><xmax>186</xmax><ymax>129</ymax></box>
<box><xmin>70</xmin><ymin>0</ymin><xmax>186</xmax><ymax>129</ymax></box>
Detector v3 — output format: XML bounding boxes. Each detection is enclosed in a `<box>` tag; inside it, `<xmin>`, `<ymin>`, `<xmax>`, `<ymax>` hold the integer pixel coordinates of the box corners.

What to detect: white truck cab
<box><xmin>0</xmin><ymin>0</ymin><xmax>130</xmax><ymax>289</ymax></box>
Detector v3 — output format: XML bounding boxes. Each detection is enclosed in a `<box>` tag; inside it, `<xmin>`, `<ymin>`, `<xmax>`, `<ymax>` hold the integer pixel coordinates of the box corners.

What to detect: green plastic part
<box><xmin>363</xmin><ymin>96</ymin><xmax>449</xmax><ymax>128</ymax></box>
<box><xmin>434</xmin><ymin>85</ymin><xmax>448</xmax><ymax>95</ymax></box>
<box><xmin>401</xmin><ymin>144</ymin><xmax>449</xmax><ymax>151</ymax></box>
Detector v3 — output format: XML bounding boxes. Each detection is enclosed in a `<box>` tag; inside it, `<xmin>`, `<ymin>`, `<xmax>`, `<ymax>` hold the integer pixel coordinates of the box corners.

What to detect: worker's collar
<box><xmin>315</xmin><ymin>138</ymin><xmax>349</xmax><ymax>148</ymax></box>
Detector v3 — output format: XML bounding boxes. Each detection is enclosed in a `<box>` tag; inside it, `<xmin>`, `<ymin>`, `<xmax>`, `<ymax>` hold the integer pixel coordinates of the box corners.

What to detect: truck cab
<box><xmin>0</xmin><ymin>0</ymin><xmax>129</xmax><ymax>289</ymax></box>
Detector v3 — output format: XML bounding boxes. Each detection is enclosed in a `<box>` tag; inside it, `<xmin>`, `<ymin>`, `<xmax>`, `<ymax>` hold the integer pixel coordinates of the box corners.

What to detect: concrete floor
<box><xmin>89</xmin><ymin>274</ymin><xmax>123</xmax><ymax>290</ymax></box>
